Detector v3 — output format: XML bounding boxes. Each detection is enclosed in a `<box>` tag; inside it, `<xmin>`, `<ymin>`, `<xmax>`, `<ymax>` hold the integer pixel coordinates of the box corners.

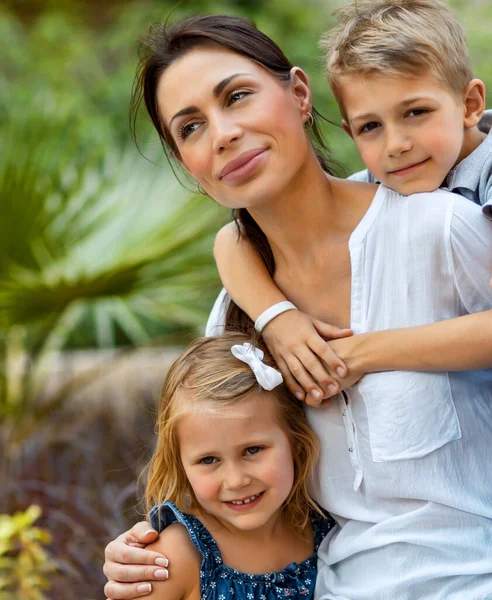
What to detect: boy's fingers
<box><xmin>295</xmin><ymin>347</ymin><xmax>340</xmax><ymax>398</ymax></box>
<box><xmin>313</xmin><ymin>319</ymin><xmax>353</xmax><ymax>340</ymax></box>
<box><xmin>285</xmin><ymin>354</ymin><xmax>325</xmax><ymax>405</ymax></box>
<box><xmin>276</xmin><ymin>357</ymin><xmax>306</xmax><ymax>401</ymax></box>
<box><xmin>104</xmin><ymin>581</ymin><xmax>153</xmax><ymax>599</ymax></box>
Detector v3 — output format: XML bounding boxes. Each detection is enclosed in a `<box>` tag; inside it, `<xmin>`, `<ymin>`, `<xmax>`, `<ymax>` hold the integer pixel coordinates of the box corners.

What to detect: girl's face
<box><xmin>157</xmin><ymin>46</ymin><xmax>312</xmax><ymax>211</ymax></box>
<box><xmin>177</xmin><ymin>392</ymin><xmax>295</xmax><ymax>532</ymax></box>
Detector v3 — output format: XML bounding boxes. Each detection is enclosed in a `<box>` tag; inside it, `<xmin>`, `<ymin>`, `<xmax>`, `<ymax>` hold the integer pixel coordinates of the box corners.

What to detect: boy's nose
<box><xmin>385</xmin><ymin>127</ymin><xmax>412</xmax><ymax>157</ymax></box>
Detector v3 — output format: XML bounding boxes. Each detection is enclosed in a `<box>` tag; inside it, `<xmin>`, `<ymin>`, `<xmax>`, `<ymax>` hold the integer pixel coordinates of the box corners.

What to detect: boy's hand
<box><xmin>104</xmin><ymin>522</ymin><xmax>169</xmax><ymax>599</ymax></box>
<box><xmin>261</xmin><ymin>310</ymin><xmax>352</xmax><ymax>406</ymax></box>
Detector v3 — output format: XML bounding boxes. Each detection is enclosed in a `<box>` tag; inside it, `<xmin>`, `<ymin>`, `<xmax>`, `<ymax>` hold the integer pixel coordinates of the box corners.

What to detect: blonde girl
<box><xmin>143</xmin><ymin>331</ymin><xmax>333</xmax><ymax>600</ymax></box>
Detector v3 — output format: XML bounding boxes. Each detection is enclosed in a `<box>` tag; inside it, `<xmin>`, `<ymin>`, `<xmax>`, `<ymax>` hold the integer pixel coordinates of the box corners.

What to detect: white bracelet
<box><xmin>254</xmin><ymin>301</ymin><xmax>297</xmax><ymax>333</ymax></box>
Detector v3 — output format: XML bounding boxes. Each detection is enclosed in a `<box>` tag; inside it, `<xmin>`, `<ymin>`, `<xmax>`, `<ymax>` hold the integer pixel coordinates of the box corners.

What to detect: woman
<box><xmin>103</xmin><ymin>15</ymin><xmax>492</xmax><ymax>600</ymax></box>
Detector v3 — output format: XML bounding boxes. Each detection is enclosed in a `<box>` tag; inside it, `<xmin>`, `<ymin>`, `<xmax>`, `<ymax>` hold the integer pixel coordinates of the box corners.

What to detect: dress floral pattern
<box><xmin>148</xmin><ymin>502</ymin><xmax>334</xmax><ymax>600</ymax></box>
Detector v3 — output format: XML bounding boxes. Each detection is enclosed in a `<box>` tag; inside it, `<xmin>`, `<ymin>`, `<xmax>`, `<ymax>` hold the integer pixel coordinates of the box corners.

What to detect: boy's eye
<box><xmin>407</xmin><ymin>108</ymin><xmax>428</xmax><ymax>118</ymax></box>
<box><xmin>227</xmin><ymin>89</ymin><xmax>251</xmax><ymax>106</ymax></box>
<box><xmin>359</xmin><ymin>121</ymin><xmax>380</xmax><ymax>134</ymax></box>
<box><xmin>178</xmin><ymin>121</ymin><xmax>201</xmax><ymax>140</ymax></box>
<box><xmin>199</xmin><ymin>456</ymin><xmax>217</xmax><ymax>465</ymax></box>
<box><xmin>244</xmin><ymin>446</ymin><xmax>262</xmax><ymax>456</ymax></box>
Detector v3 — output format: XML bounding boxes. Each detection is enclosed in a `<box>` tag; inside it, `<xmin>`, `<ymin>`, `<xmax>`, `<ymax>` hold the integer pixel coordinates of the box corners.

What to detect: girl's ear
<box><xmin>463</xmin><ymin>78</ymin><xmax>486</xmax><ymax>129</ymax></box>
<box><xmin>290</xmin><ymin>67</ymin><xmax>313</xmax><ymax>125</ymax></box>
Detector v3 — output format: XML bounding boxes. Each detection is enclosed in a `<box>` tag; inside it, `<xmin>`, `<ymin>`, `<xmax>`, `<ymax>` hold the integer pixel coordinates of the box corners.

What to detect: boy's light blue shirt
<box><xmin>349</xmin><ymin>109</ymin><xmax>492</xmax><ymax>218</ymax></box>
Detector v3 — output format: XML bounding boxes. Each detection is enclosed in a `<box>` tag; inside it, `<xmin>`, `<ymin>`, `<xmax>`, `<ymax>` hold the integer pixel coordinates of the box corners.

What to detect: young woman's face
<box><xmin>157</xmin><ymin>46</ymin><xmax>312</xmax><ymax>210</ymax></box>
<box><xmin>177</xmin><ymin>392</ymin><xmax>295</xmax><ymax>533</ymax></box>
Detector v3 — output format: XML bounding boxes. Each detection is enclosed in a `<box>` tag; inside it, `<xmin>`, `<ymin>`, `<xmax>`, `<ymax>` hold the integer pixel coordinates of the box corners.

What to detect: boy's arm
<box><xmin>329</xmin><ymin>310</ymin><xmax>492</xmax><ymax>386</ymax></box>
<box><xmin>214</xmin><ymin>223</ymin><xmax>352</xmax><ymax>404</ymax></box>
<box><xmin>328</xmin><ymin>198</ymin><xmax>492</xmax><ymax>387</ymax></box>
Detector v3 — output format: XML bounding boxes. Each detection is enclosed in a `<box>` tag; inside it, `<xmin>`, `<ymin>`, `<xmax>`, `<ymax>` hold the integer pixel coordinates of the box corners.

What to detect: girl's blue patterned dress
<box><xmin>148</xmin><ymin>502</ymin><xmax>334</xmax><ymax>600</ymax></box>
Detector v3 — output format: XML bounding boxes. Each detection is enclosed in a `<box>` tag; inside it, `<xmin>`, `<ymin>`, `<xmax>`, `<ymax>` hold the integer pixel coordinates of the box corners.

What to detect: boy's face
<box><xmin>339</xmin><ymin>72</ymin><xmax>467</xmax><ymax>195</ymax></box>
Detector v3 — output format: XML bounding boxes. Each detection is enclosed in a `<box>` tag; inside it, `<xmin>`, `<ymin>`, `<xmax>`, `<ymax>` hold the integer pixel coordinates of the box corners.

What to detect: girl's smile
<box><xmin>177</xmin><ymin>391</ymin><xmax>295</xmax><ymax>533</ymax></box>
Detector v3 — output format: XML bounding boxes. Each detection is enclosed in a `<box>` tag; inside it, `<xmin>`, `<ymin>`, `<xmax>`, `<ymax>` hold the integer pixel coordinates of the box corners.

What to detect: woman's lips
<box><xmin>220</xmin><ymin>148</ymin><xmax>267</xmax><ymax>183</ymax></box>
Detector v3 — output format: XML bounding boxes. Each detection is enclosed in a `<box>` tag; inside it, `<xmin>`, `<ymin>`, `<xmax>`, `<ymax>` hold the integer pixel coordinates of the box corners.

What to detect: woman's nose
<box><xmin>211</xmin><ymin>115</ymin><xmax>243</xmax><ymax>153</ymax></box>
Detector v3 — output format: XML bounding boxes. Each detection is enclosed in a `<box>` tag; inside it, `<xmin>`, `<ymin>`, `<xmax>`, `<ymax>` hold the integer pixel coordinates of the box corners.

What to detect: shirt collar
<box><xmin>445</xmin><ymin>128</ymin><xmax>492</xmax><ymax>192</ymax></box>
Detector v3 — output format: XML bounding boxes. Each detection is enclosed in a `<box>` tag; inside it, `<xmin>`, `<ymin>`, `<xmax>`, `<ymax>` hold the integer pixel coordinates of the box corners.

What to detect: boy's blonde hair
<box><xmin>322</xmin><ymin>0</ymin><xmax>473</xmax><ymax>118</ymax></box>
<box><xmin>145</xmin><ymin>332</ymin><xmax>320</xmax><ymax>529</ymax></box>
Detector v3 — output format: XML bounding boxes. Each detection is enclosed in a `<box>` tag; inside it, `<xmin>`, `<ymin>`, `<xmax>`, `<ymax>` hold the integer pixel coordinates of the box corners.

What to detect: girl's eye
<box><xmin>199</xmin><ymin>456</ymin><xmax>217</xmax><ymax>465</ymax></box>
<box><xmin>359</xmin><ymin>121</ymin><xmax>380</xmax><ymax>134</ymax></box>
<box><xmin>227</xmin><ymin>89</ymin><xmax>251</xmax><ymax>106</ymax></box>
<box><xmin>178</xmin><ymin>121</ymin><xmax>201</xmax><ymax>140</ymax></box>
<box><xmin>245</xmin><ymin>446</ymin><xmax>261</xmax><ymax>456</ymax></box>
<box><xmin>407</xmin><ymin>108</ymin><xmax>428</xmax><ymax>118</ymax></box>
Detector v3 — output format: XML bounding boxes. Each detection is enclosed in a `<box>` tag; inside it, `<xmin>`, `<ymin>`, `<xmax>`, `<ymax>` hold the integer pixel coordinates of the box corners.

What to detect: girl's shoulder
<box><xmin>145</xmin><ymin>522</ymin><xmax>201</xmax><ymax>600</ymax></box>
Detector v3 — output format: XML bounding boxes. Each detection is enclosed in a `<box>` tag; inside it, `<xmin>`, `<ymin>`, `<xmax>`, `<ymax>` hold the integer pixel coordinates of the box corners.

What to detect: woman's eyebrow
<box><xmin>169</xmin><ymin>73</ymin><xmax>251</xmax><ymax>127</ymax></box>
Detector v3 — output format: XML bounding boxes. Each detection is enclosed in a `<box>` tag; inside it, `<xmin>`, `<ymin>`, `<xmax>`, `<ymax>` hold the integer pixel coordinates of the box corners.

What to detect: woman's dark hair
<box><xmin>130</xmin><ymin>15</ymin><xmax>338</xmax><ymax>333</ymax></box>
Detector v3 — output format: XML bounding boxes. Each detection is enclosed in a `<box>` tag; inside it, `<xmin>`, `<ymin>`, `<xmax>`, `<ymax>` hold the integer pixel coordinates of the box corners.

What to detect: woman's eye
<box><xmin>407</xmin><ymin>108</ymin><xmax>428</xmax><ymax>118</ymax></box>
<box><xmin>359</xmin><ymin>121</ymin><xmax>380</xmax><ymax>134</ymax></box>
<box><xmin>179</xmin><ymin>121</ymin><xmax>200</xmax><ymax>140</ymax></box>
<box><xmin>245</xmin><ymin>446</ymin><xmax>261</xmax><ymax>456</ymax></box>
<box><xmin>227</xmin><ymin>90</ymin><xmax>250</xmax><ymax>106</ymax></box>
<box><xmin>199</xmin><ymin>456</ymin><xmax>217</xmax><ymax>465</ymax></box>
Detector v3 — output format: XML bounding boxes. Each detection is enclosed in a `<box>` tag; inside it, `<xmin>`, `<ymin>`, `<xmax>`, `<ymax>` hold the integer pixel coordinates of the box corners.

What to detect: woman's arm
<box><xmin>214</xmin><ymin>223</ymin><xmax>352</xmax><ymax>404</ymax></box>
<box><xmin>144</xmin><ymin>525</ymin><xmax>200</xmax><ymax>600</ymax></box>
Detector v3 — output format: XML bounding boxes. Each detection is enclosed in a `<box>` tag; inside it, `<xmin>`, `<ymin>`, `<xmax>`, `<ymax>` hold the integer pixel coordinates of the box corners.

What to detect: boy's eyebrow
<box><xmin>169</xmin><ymin>73</ymin><xmax>250</xmax><ymax>128</ymax></box>
<box><xmin>350</xmin><ymin>96</ymin><xmax>436</xmax><ymax>124</ymax></box>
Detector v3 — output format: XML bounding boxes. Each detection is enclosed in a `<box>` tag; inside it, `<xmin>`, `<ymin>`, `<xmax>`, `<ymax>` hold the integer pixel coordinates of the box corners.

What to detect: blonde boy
<box><xmin>211</xmin><ymin>0</ymin><xmax>492</xmax><ymax>403</ymax></box>
<box><xmin>324</xmin><ymin>0</ymin><xmax>492</xmax><ymax>211</ymax></box>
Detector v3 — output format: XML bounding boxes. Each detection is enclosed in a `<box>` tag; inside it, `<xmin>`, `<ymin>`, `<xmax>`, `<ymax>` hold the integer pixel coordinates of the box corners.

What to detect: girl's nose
<box><xmin>222</xmin><ymin>464</ymin><xmax>252</xmax><ymax>491</ymax></box>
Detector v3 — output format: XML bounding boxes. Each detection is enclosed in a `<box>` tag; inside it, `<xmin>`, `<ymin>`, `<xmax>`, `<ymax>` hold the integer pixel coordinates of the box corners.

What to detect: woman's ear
<box><xmin>290</xmin><ymin>67</ymin><xmax>313</xmax><ymax>124</ymax></box>
<box><xmin>463</xmin><ymin>78</ymin><xmax>486</xmax><ymax>129</ymax></box>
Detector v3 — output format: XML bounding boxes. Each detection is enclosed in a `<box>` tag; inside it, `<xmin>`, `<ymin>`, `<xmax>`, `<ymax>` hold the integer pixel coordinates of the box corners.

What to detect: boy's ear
<box><xmin>290</xmin><ymin>67</ymin><xmax>312</xmax><ymax>122</ymax></box>
<box><xmin>463</xmin><ymin>78</ymin><xmax>486</xmax><ymax>129</ymax></box>
<box><xmin>342</xmin><ymin>119</ymin><xmax>354</xmax><ymax>139</ymax></box>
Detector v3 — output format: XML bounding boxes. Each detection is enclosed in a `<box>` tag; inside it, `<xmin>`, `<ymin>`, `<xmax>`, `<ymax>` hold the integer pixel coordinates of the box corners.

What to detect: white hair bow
<box><xmin>231</xmin><ymin>342</ymin><xmax>283</xmax><ymax>391</ymax></box>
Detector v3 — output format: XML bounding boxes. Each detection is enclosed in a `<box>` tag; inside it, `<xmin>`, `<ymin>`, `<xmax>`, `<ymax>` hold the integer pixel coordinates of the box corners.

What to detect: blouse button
<box><xmin>348</xmin><ymin>447</ymin><xmax>353</xmax><ymax>452</ymax></box>
<box><xmin>341</xmin><ymin>411</ymin><xmax>346</xmax><ymax>416</ymax></box>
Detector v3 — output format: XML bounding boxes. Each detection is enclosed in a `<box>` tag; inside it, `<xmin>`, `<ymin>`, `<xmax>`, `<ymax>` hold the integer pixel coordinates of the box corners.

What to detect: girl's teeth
<box><xmin>231</xmin><ymin>493</ymin><xmax>260</xmax><ymax>505</ymax></box>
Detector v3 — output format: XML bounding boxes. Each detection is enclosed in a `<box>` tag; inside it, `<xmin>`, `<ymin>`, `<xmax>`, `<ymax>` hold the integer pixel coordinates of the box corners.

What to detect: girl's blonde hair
<box><xmin>145</xmin><ymin>332</ymin><xmax>320</xmax><ymax>529</ymax></box>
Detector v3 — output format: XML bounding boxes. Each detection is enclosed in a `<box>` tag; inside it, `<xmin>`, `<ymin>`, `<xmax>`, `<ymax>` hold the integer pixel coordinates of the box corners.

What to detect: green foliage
<box><xmin>0</xmin><ymin>505</ymin><xmax>56</xmax><ymax>600</ymax></box>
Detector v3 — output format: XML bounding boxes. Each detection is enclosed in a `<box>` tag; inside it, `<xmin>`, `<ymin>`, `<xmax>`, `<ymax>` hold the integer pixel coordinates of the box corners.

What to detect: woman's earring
<box><xmin>304</xmin><ymin>112</ymin><xmax>314</xmax><ymax>129</ymax></box>
<box><xmin>197</xmin><ymin>183</ymin><xmax>208</xmax><ymax>196</ymax></box>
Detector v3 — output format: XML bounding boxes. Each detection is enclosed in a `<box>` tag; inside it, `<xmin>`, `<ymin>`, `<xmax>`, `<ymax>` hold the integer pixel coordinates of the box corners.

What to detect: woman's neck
<box><xmin>246</xmin><ymin>154</ymin><xmax>358</xmax><ymax>268</ymax></box>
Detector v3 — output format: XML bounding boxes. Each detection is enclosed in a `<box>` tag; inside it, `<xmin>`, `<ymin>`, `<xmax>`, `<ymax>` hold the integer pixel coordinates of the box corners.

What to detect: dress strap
<box><xmin>148</xmin><ymin>502</ymin><xmax>223</xmax><ymax>565</ymax></box>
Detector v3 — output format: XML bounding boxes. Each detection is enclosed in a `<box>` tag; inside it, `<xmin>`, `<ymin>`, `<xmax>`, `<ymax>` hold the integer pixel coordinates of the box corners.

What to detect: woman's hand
<box><xmin>261</xmin><ymin>310</ymin><xmax>352</xmax><ymax>406</ymax></box>
<box><xmin>103</xmin><ymin>522</ymin><xmax>169</xmax><ymax>599</ymax></box>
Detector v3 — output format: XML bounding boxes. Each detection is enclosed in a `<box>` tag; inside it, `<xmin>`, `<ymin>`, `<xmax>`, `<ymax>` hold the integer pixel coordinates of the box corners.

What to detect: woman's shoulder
<box><xmin>146</xmin><ymin>523</ymin><xmax>201</xmax><ymax>600</ymax></box>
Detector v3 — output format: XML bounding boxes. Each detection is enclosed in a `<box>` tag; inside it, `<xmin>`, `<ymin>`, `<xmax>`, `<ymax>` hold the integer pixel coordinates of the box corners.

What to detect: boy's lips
<box><xmin>387</xmin><ymin>157</ymin><xmax>430</xmax><ymax>176</ymax></box>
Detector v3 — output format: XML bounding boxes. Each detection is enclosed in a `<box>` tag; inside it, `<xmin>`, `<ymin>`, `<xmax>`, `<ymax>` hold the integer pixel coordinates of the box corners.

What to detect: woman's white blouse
<box><xmin>205</xmin><ymin>185</ymin><xmax>492</xmax><ymax>599</ymax></box>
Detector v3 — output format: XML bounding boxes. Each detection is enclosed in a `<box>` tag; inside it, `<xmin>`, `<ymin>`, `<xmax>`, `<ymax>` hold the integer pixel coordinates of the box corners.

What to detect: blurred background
<box><xmin>0</xmin><ymin>0</ymin><xmax>490</xmax><ymax>598</ymax></box>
